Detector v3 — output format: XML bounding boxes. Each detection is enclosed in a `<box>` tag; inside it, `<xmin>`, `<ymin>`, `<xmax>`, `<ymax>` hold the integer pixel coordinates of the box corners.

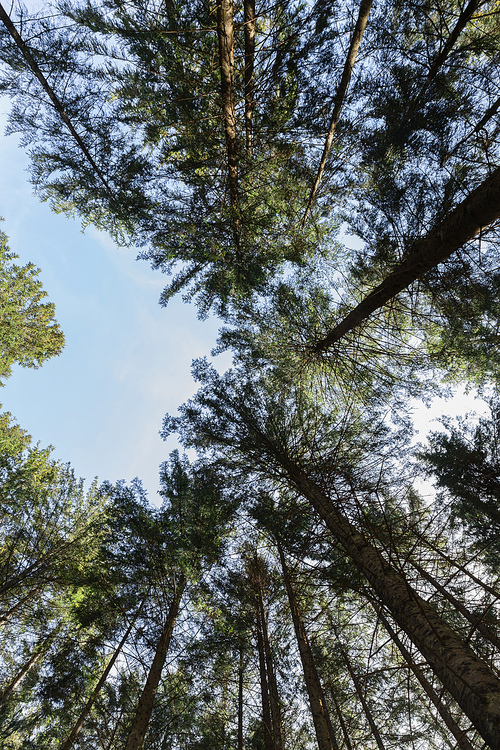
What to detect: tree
<box><xmin>0</xmin><ymin>423</ymin><xmax>107</xmax><ymax>611</ymax></box>
<box><xmin>122</xmin><ymin>452</ymin><xmax>234</xmax><ymax>749</ymax></box>
<box><xmin>0</xmin><ymin>227</ymin><xmax>64</xmax><ymax>383</ymax></box>
<box><xmin>275</xmin><ymin>537</ymin><xmax>339</xmax><ymax>750</ymax></box>
<box><xmin>0</xmin><ymin>443</ymin><xmax>114</xmax><ymax>747</ymax></box>
<box><xmin>312</xmin><ymin>164</ymin><xmax>500</xmax><ymax>352</ymax></box>
<box><xmin>164</xmin><ymin>361</ymin><xmax>500</xmax><ymax>748</ymax></box>
<box><xmin>3</xmin><ymin>0</ymin><xmax>500</xmax><ymax>746</ymax></box>
<box><xmin>421</xmin><ymin>402</ymin><xmax>500</xmax><ymax>566</ymax></box>
<box><xmin>246</xmin><ymin>551</ymin><xmax>285</xmax><ymax>750</ymax></box>
<box><xmin>0</xmin><ymin>0</ymin><xmax>324</xmax><ymax>314</ymax></box>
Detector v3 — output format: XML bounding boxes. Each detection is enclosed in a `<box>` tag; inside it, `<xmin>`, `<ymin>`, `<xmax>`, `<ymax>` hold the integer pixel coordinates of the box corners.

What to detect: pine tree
<box><xmin>0</xmin><ymin>226</ymin><xmax>64</xmax><ymax>383</ymax></box>
<box><xmin>164</xmin><ymin>361</ymin><xmax>500</xmax><ymax>747</ymax></box>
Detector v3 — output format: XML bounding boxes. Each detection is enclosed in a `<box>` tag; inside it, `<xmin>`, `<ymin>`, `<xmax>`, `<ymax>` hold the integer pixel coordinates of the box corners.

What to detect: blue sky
<box><xmin>0</xmin><ymin>107</ymin><xmax>231</xmax><ymax>502</ymax></box>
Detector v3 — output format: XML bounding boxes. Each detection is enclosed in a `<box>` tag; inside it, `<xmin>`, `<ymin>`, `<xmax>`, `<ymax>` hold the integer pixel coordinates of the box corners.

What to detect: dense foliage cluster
<box><xmin>1</xmin><ymin>0</ymin><xmax>500</xmax><ymax>748</ymax></box>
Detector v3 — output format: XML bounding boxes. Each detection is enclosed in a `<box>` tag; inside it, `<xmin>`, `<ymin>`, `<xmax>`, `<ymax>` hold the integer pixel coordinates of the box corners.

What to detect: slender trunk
<box><xmin>258</xmin><ymin>589</ymin><xmax>284</xmax><ymax>750</ymax></box>
<box><xmin>271</xmin><ymin>454</ymin><xmax>500</xmax><ymax>748</ymax></box>
<box><xmin>124</xmin><ymin>577</ymin><xmax>186</xmax><ymax>750</ymax></box>
<box><xmin>375</xmin><ymin>606</ymin><xmax>476</xmax><ymax>750</ymax></box>
<box><xmin>217</xmin><ymin>0</ymin><xmax>240</xmax><ymax>247</ymax></box>
<box><xmin>0</xmin><ymin>557</ymin><xmax>50</xmax><ymax>598</ymax></box>
<box><xmin>256</xmin><ymin>608</ymin><xmax>274</xmax><ymax>750</ymax></box>
<box><xmin>330</xmin><ymin>625</ymin><xmax>386</xmax><ymax>750</ymax></box>
<box><xmin>0</xmin><ymin>650</ymin><xmax>43</xmax><ymax>705</ymax></box>
<box><xmin>411</xmin><ymin>559</ymin><xmax>500</xmax><ymax>652</ymax></box>
<box><xmin>425</xmin><ymin>0</ymin><xmax>486</xmax><ymax>85</ymax></box>
<box><xmin>60</xmin><ymin>611</ymin><xmax>139</xmax><ymax>750</ymax></box>
<box><xmin>238</xmin><ymin>646</ymin><xmax>244</xmax><ymax>750</ymax></box>
<box><xmin>313</xmin><ymin>164</ymin><xmax>500</xmax><ymax>352</ymax></box>
<box><xmin>221</xmin><ymin>672</ymin><xmax>228</xmax><ymax>747</ymax></box>
<box><xmin>0</xmin><ymin>2</ymin><xmax>113</xmax><ymax>197</ymax></box>
<box><xmin>244</xmin><ymin>0</ymin><xmax>255</xmax><ymax>154</ymax></box>
<box><xmin>105</xmin><ymin>700</ymin><xmax>127</xmax><ymax>750</ymax></box>
<box><xmin>446</xmin><ymin>94</ymin><xmax>500</xmax><ymax>162</ymax></box>
<box><xmin>0</xmin><ymin>584</ymin><xmax>43</xmax><ymax>625</ymax></box>
<box><xmin>0</xmin><ymin>623</ymin><xmax>60</xmax><ymax>705</ymax></box>
<box><xmin>328</xmin><ymin>688</ymin><xmax>353</xmax><ymax>750</ymax></box>
<box><xmin>276</xmin><ymin>538</ymin><xmax>339</xmax><ymax>750</ymax></box>
<box><xmin>415</xmin><ymin>531</ymin><xmax>500</xmax><ymax>601</ymax></box>
<box><xmin>302</xmin><ymin>0</ymin><xmax>373</xmax><ymax>225</ymax></box>
<box><xmin>401</xmin><ymin>0</ymin><xmax>487</xmax><ymax>153</ymax></box>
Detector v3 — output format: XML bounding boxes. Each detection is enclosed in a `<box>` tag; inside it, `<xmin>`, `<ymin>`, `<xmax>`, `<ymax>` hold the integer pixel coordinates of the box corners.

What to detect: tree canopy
<box><xmin>2</xmin><ymin>0</ymin><xmax>500</xmax><ymax>748</ymax></box>
<box><xmin>0</xmin><ymin>226</ymin><xmax>64</xmax><ymax>384</ymax></box>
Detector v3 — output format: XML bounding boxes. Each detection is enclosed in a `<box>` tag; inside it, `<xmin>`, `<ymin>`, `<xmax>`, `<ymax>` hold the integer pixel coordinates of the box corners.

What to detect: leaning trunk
<box><xmin>303</xmin><ymin>0</ymin><xmax>373</xmax><ymax>225</ymax></box>
<box><xmin>243</xmin><ymin>0</ymin><xmax>255</xmax><ymax>154</ymax></box>
<box><xmin>217</xmin><ymin>0</ymin><xmax>240</xmax><ymax>249</ymax></box>
<box><xmin>375</xmin><ymin>605</ymin><xmax>476</xmax><ymax>750</ymax></box>
<box><xmin>276</xmin><ymin>538</ymin><xmax>339</xmax><ymax>750</ymax></box>
<box><xmin>410</xmin><ymin>559</ymin><xmax>500</xmax><ymax>652</ymax></box>
<box><xmin>274</xmin><ymin>455</ymin><xmax>500</xmax><ymax>748</ymax></box>
<box><xmin>124</xmin><ymin>577</ymin><xmax>186</xmax><ymax>750</ymax></box>
<box><xmin>0</xmin><ymin>623</ymin><xmax>61</xmax><ymax>705</ymax></box>
<box><xmin>313</xmin><ymin>164</ymin><xmax>500</xmax><ymax>352</ymax></box>
<box><xmin>329</xmin><ymin>688</ymin><xmax>354</xmax><ymax>750</ymax></box>
<box><xmin>60</xmin><ymin>608</ymin><xmax>141</xmax><ymax>750</ymax></box>
<box><xmin>256</xmin><ymin>605</ymin><xmax>274</xmax><ymax>750</ymax></box>
<box><xmin>0</xmin><ymin>584</ymin><xmax>44</xmax><ymax>626</ymax></box>
<box><xmin>425</xmin><ymin>0</ymin><xmax>485</xmax><ymax>85</ymax></box>
<box><xmin>446</xmin><ymin>94</ymin><xmax>500</xmax><ymax>162</ymax></box>
<box><xmin>0</xmin><ymin>2</ymin><xmax>113</xmax><ymax>196</ymax></box>
<box><xmin>0</xmin><ymin>650</ymin><xmax>44</xmax><ymax>706</ymax></box>
<box><xmin>331</xmin><ymin>624</ymin><xmax>386</xmax><ymax>750</ymax></box>
<box><xmin>405</xmin><ymin>0</ymin><xmax>486</xmax><ymax>121</ymax></box>
<box><xmin>258</xmin><ymin>588</ymin><xmax>284</xmax><ymax>750</ymax></box>
<box><xmin>414</xmin><ymin>529</ymin><xmax>500</xmax><ymax>600</ymax></box>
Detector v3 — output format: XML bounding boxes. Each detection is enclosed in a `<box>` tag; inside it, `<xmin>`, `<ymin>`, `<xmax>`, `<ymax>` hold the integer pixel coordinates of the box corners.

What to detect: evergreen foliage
<box><xmin>0</xmin><ymin>227</ymin><xmax>64</xmax><ymax>383</ymax></box>
<box><xmin>2</xmin><ymin>0</ymin><xmax>500</xmax><ymax>747</ymax></box>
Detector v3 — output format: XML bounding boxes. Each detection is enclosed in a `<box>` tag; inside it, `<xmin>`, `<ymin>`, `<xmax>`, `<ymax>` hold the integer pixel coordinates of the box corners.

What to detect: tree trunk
<box><xmin>238</xmin><ymin>646</ymin><xmax>244</xmax><ymax>750</ymax></box>
<box><xmin>276</xmin><ymin>538</ymin><xmax>339</xmax><ymax>750</ymax></box>
<box><xmin>313</xmin><ymin>164</ymin><xmax>500</xmax><ymax>352</ymax></box>
<box><xmin>328</xmin><ymin>688</ymin><xmax>354</xmax><ymax>750</ymax></box>
<box><xmin>256</xmin><ymin>606</ymin><xmax>274</xmax><ymax>750</ymax></box>
<box><xmin>0</xmin><ymin>584</ymin><xmax>43</xmax><ymax>626</ymax></box>
<box><xmin>425</xmin><ymin>0</ymin><xmax>486</xmax><ymax>85</ymax></box>
<box><xmin>446</xmin><ymin>94</ymin><xmax>500</xmax><ymax>162</ymax></box>
<box><xmin>330</xmin><ymin>624</ymin><xmax>386</xmax><ymax>750</ymax></box>
<box><xmin>0</xmin><ymin>649</ymin><xmax>43</xmax><ymax>705</ymax></box>
<box><xmin>274</xmin><ymin>455</ymin><xmax>500</xmax><ymax>748</ymax></box>
<box><xmin>243</xmin><ymin>0</ymin><xmax>255</xmax><ymax>154</ymax></box>
<box><xmin>410</xmin><ymin>558</ymin><xmax>500</xmax><ymax>652</ymax></box>
<box><xmin>414</xmin><ymin>530</ymin><xmax>500</xmax><ymax>601</ymax></box>
<box><xmin>124</xmin><ymin>577</ymin><xmax>186</xmax><ymax>750</ymax></box>
<box><xmin>0</xmin><ymin>623</ymin><xmax>60</xmax><ymax>705</ymax></box>
<box><xmin>394</xmin><ymin>0</ymin><xmax>487</xmax><ymax>128</ymax></box>
<box><xmin>0</xmin><ymin>2</ymin><xmax>113</xmax><ymax>197</ymax></box>
<box><xmin>303</xmin><ymin>0</ymin><xmax>373</xmax><ymax>225</ymax></box>
<box><xmin>258</xmin><ymin>588</ymin><xmax>284</xmax><ymax>750</ymax></box>
<box><xmin>217</xmin><ymin>0</ymin><xmax>239</xmax><ymax>211</ymax></box>
<box><xmin>60</xmin><ymin>609</ymin><xmax>140</xmax><ymax>750</ymax></box>
<box><xmin>104</xmin><ymin>699</ymin><xmax>127</xmax><ymax>750</ymax></box>
<box><xmin>0</xmin><ymin>557</ymin><xmax>50</xmax><ymax>598</ymax></box>
<box><xmin>375</xmin><ymin>605</ymin><xmax>476</xmax><ymax>750</ymax></box>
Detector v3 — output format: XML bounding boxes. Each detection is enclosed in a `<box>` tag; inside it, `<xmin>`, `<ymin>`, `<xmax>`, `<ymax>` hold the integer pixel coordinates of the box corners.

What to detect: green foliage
<box><xmin>0</xmin><ymin>227</ymin><xmax>64</xmax><ymax>383</ymax></box>
<box><xmin>3</xmin><ymin>0</ymin><xmax>500</xmax><ymax>747</ymax></box>
<box><xmin>421</xmin><ymin>401</ymin><xmax>500</xmax><ymax>563</ymax></box>
<box><xmin>0</xmin><ymin>0</ymin><xmax>327</xmax><ymax>315</ymax></box>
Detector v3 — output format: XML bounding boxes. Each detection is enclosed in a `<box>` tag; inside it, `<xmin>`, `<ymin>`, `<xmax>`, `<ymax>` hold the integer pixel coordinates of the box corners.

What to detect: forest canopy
<box><xmin>1</xmin><ymin>0</ymin><xmax>500</xmax><ymax>748</ymax></box>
